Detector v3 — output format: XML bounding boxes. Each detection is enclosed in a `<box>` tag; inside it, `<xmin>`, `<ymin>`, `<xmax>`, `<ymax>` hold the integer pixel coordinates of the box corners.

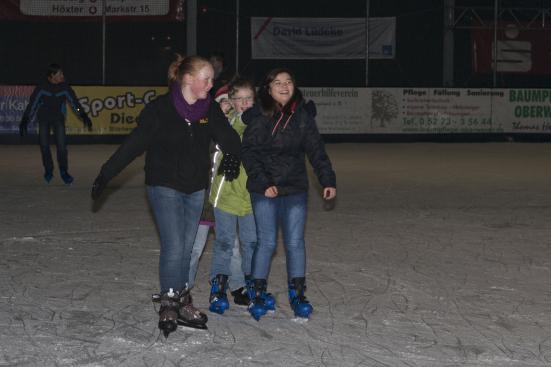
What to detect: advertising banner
<box><xmin>0</xmin><ymin>85</ymin><xmax>34</xmax><ymax>132</ymax></box>
<box><xmin>0</xmin><ymin>0</ymin><xmax>182</xmax><ymax>21</ymax></box>
<box><xmin>251</xmin><ymin>17</ymin><xmax>396</xmax><ymax>60</ymax></box>
<box><xmin>66</xmin><ymin>86</ymin><xmax>167</xmax><ymax>134</ymax></box>
<box><xmin>367</xmin><ymin>88</ymin><xmax>501</xmax><ymax>134</ymax></box>
<box><xmin>0</xmin><ymin>85</ymin><xmax>167</xmax><ymax>135</ymax></box>
<box><xmin>303</xmin><ymin>87</ymin><xmax>551</xmax><ymax>134</ymax></box>
<box><xmin>302</xmin><ymin>88</ymin><xmax>370</xmax><ymax>133</ymax></box>
<box><xmin>472</xmin><ymin>24</ymin><xmax>551</xmax><ymax>74</ymax></box>
<box><xmin>3</xmin><ymin>86</ymin><xmax>551</xmax><ymax>135</ymax></box>
<box><xmin>20</xmin><ymin>0</ymin><xmax>169</xmax><ymax>16</ymax></box>
<box><xmin>368</xmin><ymin>17</ymin><xmax>396</xmax><ymax>59</ymax></box>
<box><xmin>499</xmin><ymin>89</ymin><xmax>551</xmax><ymax>133</ymax></box>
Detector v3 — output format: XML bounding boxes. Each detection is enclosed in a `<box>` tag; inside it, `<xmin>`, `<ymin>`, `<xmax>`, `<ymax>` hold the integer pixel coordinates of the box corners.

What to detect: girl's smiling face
<box><xmin>189</xmin><ymin>65</ymin><xmax>214</xmax><ymax>100</ymax></box>
<box><xmin>269</xmin><ymin>72</ymin><xmax>294</xmax><ymax>106</ymax></box>
<box><xmin>230</xmin><ymin>87</ymin><xmax>255</xmax><ymax>113</ymax></box>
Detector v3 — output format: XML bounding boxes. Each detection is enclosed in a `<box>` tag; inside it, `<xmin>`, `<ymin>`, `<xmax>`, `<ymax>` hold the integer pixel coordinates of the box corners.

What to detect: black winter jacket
<box><xmin>99</xmin><ymin>93</ymin><xmax>241</xmax><ymax>194</ymax></box>
<box><xmin>22</xmin><ymin>80</ymin><xmax>86</xmax><ymax>122</ymax></box>
<box><xmin>241</xmin><ymin>100</ymin><xmax>336</xmax><ymax>196</ymax></box>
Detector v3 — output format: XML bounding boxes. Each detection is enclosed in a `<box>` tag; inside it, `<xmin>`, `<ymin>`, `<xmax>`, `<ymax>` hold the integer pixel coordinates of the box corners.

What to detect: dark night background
<box><xmin>1</xmin><ymin>0</ymin><xmax>549</xmax><ymax>88</ymax></box>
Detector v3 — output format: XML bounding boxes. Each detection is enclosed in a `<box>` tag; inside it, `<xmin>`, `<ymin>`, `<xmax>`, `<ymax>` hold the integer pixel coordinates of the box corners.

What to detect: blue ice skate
<box><xmin>44</xmin><ymin>171</ymin><xmax>53</xmax><ymax>183</ymax></box>
<box><xmin>288</xmin><ymin>277</ymin><xmax>313</xmax><ymax>319</ymax></box>
<box><xmin>246</xmin><ymin>277</ymin><xmax>275</xmax><ymax>311</ymax></box>
<box><xmin>209</xmin><ymin>274</ymin><xmax>230</xmax><ymax>314</ymax></box>
<box><xmin>60</xmin><ymin>170</ymin><xmax>74</xmax><ymax>185</ymax></box>
<box><xmin>247</xmin><ymin>279</ymin><xmax>268</xmax><ymax>321</ymax></box>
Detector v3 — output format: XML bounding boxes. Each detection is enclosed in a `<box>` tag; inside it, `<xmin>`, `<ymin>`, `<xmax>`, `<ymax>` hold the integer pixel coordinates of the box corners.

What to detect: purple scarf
<box><xmin>170</xmin><ymin>82</ymin><xmax>212</xmax><ymax>121</ymax></box>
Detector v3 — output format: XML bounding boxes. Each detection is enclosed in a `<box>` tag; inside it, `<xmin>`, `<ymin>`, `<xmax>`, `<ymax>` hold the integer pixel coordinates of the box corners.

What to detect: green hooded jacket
<box><xmin>208</xmin><ymin>112</ymin><xmax>252</xmax><ymax>216</ymax></box>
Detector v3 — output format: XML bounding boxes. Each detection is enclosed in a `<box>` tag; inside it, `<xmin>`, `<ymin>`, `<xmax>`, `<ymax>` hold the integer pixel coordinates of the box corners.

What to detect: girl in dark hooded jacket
<box><xmin>241</xmin><ymin>68</ymin><xmax>336</xmax><ymax>320</ymax></box>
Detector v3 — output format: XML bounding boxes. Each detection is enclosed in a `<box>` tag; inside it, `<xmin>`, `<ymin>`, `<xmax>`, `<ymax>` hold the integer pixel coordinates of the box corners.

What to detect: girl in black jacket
<box><xmin>91</xmin><ymin>55</ymin><xmax>241</xmax><ymax>336</ymax></box>
<box><xmin>241</xmin><ymin>68</ymin><xmax>336</xmax><ymax>320</ymax></box>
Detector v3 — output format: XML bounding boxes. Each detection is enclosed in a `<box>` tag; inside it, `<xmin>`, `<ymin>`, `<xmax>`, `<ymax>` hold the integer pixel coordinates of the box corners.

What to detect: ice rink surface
<box><xmin>1</xmin><ymin>142</ymin><xmax>551</xmax><ymax>367</ymax></box>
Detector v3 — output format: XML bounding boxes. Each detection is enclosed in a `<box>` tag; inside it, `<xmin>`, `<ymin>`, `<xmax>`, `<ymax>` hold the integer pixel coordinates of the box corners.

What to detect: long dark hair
<box><xmin>257</xmin><ymin>67</ymin><xmax>303</xmax><ymax>117</ymax></box>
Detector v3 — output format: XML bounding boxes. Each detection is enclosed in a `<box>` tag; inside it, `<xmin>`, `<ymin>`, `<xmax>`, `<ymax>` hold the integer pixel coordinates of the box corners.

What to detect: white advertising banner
<box><xmin>368</xmin><ymin>17</ymin><xmax>396</xmax><ymax>59</ymax></box>
<box><xmin>252</xmin><ymin>17</ymin><xmax>366</xmax><ymax>60</ymax></box>
<box><xmin>303</xmin><ymin>88</ymin><xmax>371</xmax><ymax>133</ymax></box>
<box><xmin>252</xmin><ymin>17</ymin><xmax>396</xmax><ymax>60</ymax></box>
<box><xmin>20</xmin><ymin>0</ymin><xmax>169</xmax><ymax>16</ymax></box>
<box><xmin>303</xmin><ymin>87</ymin><xmax>551</xmax><ymax>134</ymax></box>
<box><xmin>3</xmin><ymin>85</ymin><xmax>551</xmax><ymax>135</ymax></box>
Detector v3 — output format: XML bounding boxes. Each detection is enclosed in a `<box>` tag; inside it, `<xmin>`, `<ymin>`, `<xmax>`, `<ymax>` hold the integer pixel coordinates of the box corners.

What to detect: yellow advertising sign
<box><xmin>65</xmin><ymin>86</ymin><xmax>168</xmax><ymax>135</ymax></box>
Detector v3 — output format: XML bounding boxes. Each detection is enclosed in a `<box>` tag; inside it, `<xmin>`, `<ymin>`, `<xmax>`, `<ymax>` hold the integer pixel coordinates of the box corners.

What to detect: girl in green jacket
<box><xmin>207</xmin><ymin>78</ymin><xmax>258</xmax><ymax>314</ymax></box>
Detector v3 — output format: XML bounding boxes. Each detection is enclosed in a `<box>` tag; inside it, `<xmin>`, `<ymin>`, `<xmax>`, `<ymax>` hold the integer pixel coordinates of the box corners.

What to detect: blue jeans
<box><xmin>188</xmin><ymin>223</ymin><xmax>211</xmax><ymax>289</ymax></box>
<box><xmin>251</xmin><ymin>192</ymin><xmax>307</xmax><ymax>280</ymax></box>
<box><xmin>189</xmin><ymin>224</ymin><xmax>247</xmax><ymax>291</ymax></box>
<box><xmin>147</xmin><ymin>186</ymin><xmax>204</xmax><ymax>293</ymax></box>
<box><xmin>210</xmin><ymin>208</ymin><xmax>257</xmax><ymax>287</ymax></box>
<box><xmin>228</xmin><ymin>238</ymin><xmax>245</xmax><ymax>291</ymax></box>
<box><xmin>39</xmin><ymin>119</ymin><xmax>67</xmax><ymax>173</ymax></box>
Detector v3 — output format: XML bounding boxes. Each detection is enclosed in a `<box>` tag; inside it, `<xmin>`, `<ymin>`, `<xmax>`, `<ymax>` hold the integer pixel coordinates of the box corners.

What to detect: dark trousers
<box><xmin>39</xmin><ymin>119</ymin><xmax>68</xmax><ymax>173</ymax></box>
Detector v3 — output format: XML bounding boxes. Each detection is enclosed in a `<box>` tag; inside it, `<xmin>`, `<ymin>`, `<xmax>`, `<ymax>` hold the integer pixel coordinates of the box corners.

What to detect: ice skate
<box><xmin>246</xmin><ymin>277</ymin><xmax>275</xmax><ymax>311</ymax></box>
<box><xmin>230</xmin><ymin>286</ymin><xmax>250</xmax><ymax>306</ymax></box>
<box><xmin>209</xmin><ymin>274</ymin><xmax>230</xmax><ymax>314</ymax></box>
<box><xmin>60</xmin><ymin>170</ymin><xmax>74</xmax><ymax>185</ymax></box>
<box><xmin>247</xmin><ymin>279</ymin><xmax>268</xmax><ymax>321</ymax></box>
<box><xmin>288</xmin><ymin>277</ymin><xmax>313</xmax><ymax>319</ymax></box>
<box><xmin>152</xmin><ymin>289</ymin><xmax>180</xmax><ymax>338</ymax></box>
<box><xmin>44</xmin><ymin>171</ymin><xmax>53</xmax><ymax>184</ymax></box>
<box><xmin>178</xmin><ymin>288</ymin><xmax>208</xmax><ymax>330</ymax></box>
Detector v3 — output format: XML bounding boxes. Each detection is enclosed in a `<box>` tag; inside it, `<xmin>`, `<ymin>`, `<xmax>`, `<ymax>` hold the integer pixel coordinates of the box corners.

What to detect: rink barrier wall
<box><xmin>2</xmin><ymin>85</ymin><xmax>551</xmax><ymax>142</ymax></box>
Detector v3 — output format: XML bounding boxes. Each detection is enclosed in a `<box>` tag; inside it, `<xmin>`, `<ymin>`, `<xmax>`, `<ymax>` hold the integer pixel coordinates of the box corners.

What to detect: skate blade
<box><xmin>177</xmin><ymin>319</ymin><xmax>208</xmax><ymax>330</ymax></box>
<box><xmin>159</xmin><ymin>320</ymin><xmax>178</xmax><ymax>338</ymax></box>
<box><xmin>250</xmin><ymin>311</ymin><xmax>266</xmax><ymax>321</ymax></box>
<box><xmin>291</xmin><ymin>316</ymin><xmax>309</xmax><ymax>323</ymax></box>
<box><xmin>208</xmin><ymin>305</ymin><xmax>227</xmax><ymax>315</ymax></box>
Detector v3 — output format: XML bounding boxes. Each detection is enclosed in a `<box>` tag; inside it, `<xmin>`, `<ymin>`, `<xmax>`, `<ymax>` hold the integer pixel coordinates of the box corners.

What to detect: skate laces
<box><xmin>158</xmin><ymin>289</ymin><xmax>180</xmax><ymax>320</ymax></box>
<box><xmin>296</xmin><ymin>294</ymin><xmax>309</xmax><ymax>303</ymax></box>
<box><xmin>290</xmin><ymin>284</ymin><xmax>309</xmax><ymax>304</ymax></box>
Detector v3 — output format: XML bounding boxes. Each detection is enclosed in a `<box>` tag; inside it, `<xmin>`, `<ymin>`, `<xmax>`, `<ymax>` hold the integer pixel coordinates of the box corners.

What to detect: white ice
<box><xmin>1</xmin><ymin>143</ymin><xmax>551</xmax><ymax>367</ymax></box>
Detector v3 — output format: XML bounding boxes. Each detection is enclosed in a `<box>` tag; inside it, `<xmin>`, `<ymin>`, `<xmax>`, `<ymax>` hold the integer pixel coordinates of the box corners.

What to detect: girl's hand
<box><xmin>323</xmin><ymin>187</ymin><xmax>336</xmax><ymax>200</ymax></box>
<box><xmin>265</xmin><ymin>186</ymin><xmax>278</xmax><ymax>198</ymax></box>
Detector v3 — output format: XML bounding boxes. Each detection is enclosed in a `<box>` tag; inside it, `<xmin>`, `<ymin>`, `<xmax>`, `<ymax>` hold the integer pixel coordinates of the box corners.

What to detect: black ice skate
<box><xmin>152</xmin><ymin>289</ymin><xmax>180</xmax><ymax>338</ymax></box>
<box><xmin>178</xmin><ymin>288</ymin><xmax>208</xmax><ymax>330</ymax></box>
<box><xmin>231</xmin><ymin>286</ymin><xmax>250</xmax><ymax>306</ymax></box>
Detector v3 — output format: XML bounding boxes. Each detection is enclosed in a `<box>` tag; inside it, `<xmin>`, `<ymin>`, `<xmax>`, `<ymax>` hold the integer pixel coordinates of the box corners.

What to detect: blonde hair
<box><xmin>168</xmin><ymin>54</ymin><xmax>211</xmax><ymax>84</ymax></box>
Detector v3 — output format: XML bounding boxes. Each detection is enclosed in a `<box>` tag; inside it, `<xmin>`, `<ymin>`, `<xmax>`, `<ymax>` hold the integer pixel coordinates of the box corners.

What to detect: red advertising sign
<box><xmin>472</xmin><ymin>23</ymin><xmax>551</xmax><ymax>74</ymax></box>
